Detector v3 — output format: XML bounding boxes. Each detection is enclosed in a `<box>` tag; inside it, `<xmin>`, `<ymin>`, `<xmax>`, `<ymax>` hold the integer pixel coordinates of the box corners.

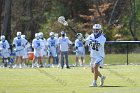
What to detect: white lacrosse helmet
<box><xmin>93</xmin><ymin>24</ymin><xmax>102</xmax><ymax>35</ymax></box>
<box><xmin>35</xmin><ymin>33</ymin><xmax>39</xmax><ymax>39</ymax></box>
<box><xmin>50</xmin><ymin>32</ymin><xmax>55</xmax><ymax>36</ymax></box>
<box><xmin>39</xmin><ymin>32</ymin><xmax>43</xmax><ymax>38</ymax></box>
<box><xmin>17</xmin><ymin>32</ymin><xmax>21</xmax><ymax>36</ymax></box>
<box><xmin>93</xmin><ymin>24</ymin><xmax>102</xmax><ymax>30</ymax></box>
<box><xmin>21</xmin><ymin>35</ymin><xmax>25</xmax><ymax>38</ymax></box>
<box><xmin>77</xmin><ymin>33</ymin><xmax>82</xmax><ymax>40</ymax></box>
<box><xmin>1</xmin><ymin>35</ymin><xmax>5</xmax><ymax>40</ymax></box>
<box><xmin>55</xmin><ymin>33</ymin><xmax>58</xmax><ymax>38</ymax></box>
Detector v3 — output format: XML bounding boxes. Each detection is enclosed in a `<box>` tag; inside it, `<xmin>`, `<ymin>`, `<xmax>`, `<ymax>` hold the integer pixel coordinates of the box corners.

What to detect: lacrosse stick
<box><xmin>58</xmin><ymin>16</ymin><xmax>78</xmax><ymax>35</ymax></box>
<box><xmin>58</xmin><ymin>16</ymin><xmax>88</xmax><ymax>44</ymax></box>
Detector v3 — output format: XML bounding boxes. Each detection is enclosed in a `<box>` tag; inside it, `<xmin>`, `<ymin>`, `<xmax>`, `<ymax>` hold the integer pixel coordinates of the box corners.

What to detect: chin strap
<box><xmin>94</xmin><ymin>33</ymin><xmax>102</xmax><ymax>38</ymax></box>
<box><xmin>2</xmin><ymin>40</ymin><xmax>5</xmax><ymax>42</ymax></box>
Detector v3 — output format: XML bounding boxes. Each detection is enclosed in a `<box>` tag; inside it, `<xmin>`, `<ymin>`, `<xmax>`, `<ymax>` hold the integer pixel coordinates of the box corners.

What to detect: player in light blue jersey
<box><xmin>0</xmin><ymin>35</ymin><xmax>10</xmax><ymax>67</ymax></box>
<box><xmin>54</xmin><ymin>33</ymin><xmax>59</xmax><ymax>65</ymax></box>
<box><xmin>21</xmin><ymin>35</ymin><xmax>30</xmax><ymax>67</ymax></box>
<box><xmin>32</xmin><ymin>33</ymin><xmax>44</xmax><ymax>68</ymax></box>
<box><xmin>47</xmin><ymin>32</ymin><xmax>58</xmax><ymax>67</ymax></box>
<box><xmin>75</xmin><ymin>33</ymin><xmax>85</xmax><ymax>67</ymax></box>
<box><xmin>13</xmin><ymin>32</ymin><xmax>27</xmax><ymax>68</ymax></box>
<box><xmin>39</xmin><ymin>32</ymin><xmax>47</xmax><ymax>67</ymax></box>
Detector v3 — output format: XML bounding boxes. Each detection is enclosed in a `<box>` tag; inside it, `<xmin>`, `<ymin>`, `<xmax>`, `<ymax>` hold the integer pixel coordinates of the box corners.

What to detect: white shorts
<box><xmin>90</xmin><ymin>56</ymin><xmax>104</xmax><ymax>68</ymax></box>
<box><xmin>1</xmin><ymin>49</ymin><xmax>10</xmax><ymax>58</ymax></box>
<box><xmin>23</xmin><ymin>51</ymin><xmax>28</xmax><ymax>59</ymax></box>
<box><xmin>76</xmin><ymin>50</ymin><xmax>85</xmax><ymax>57</ymax></box>
<box><xmin>41</xmin><ymin>49</ymin><xmax>46</xmax><ymax>56</ymax></box>
<box><xmin>49</xmin><ymin>49</ymin><xmax>57</xmax><ymax>57</ymax></box>
<box><xmin>16</xmin><ymin>49</ymin><xmax>24</xmax><ymax>57</ymax></box>
<box><xmin>34</xmin><ymin>49</ymin><xmax>43</xmax><ymax>57</ymax></box>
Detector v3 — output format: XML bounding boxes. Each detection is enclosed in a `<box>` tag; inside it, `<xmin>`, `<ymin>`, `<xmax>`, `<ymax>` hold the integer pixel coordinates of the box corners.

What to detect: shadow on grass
<box><xmin>102</xmin><ymin>85</ymin><xmax>126</xmax><ymax>87</ymax></box>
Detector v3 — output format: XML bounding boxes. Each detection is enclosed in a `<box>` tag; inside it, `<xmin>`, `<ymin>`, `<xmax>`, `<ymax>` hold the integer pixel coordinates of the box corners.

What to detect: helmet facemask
<box><xmin>50</xmin><ymin>32</ymin><xmax>55</xmax><ymax>39</ymax></box>
<box><xmin>61</xmin><ymin>31</ymin><xmax>65</xmax><ymax>37</ymax></box>
<box><xmin>17</xmin><ymin>32</ymin><xmax>21</xmax><ymax>39</ymax></box>
<box><xmin>35</xmin><ymin>33</ymin><xmax>40</xmax><ymax>40</ymax></box>
<box><xmin>93</xmin><ymin>29</ymin><xmax>101</xmax><ymax>35</ymax></box>
<box><xmin>51</xmin><ymin>35</ymin><xmax>55</xmax><ymax>39</ymax></box>
<box><xmin>77</xmin><ymin>33</ymin><xmax>82</xmax><ymax>40</ymax></box>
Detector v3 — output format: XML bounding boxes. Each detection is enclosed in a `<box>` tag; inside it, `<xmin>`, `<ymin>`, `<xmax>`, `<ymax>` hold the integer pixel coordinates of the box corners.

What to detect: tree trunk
<box><xmin>0</xmin><ymin>0</ymin><xmax>3</xmax><ymax>33</ymax></box>
<box><xmin>2</xmin><ymin>0</ymin><xmax>12</xmax><ymax>42</ymax></box>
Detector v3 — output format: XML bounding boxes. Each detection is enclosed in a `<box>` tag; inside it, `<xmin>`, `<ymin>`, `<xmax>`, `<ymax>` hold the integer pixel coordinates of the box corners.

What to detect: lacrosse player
<box><xmin>21</xmin><ymin>35</ymin><xmax>30</xmax><ymax>67</ymax></box>
<box><xmin>32</xmin><ymin>33</ymin><xmax>44</xmax><ymax>68</ymax></box>
<box><xmin>47</xmin><ymin>32</ymin><xmax>58</xmax><ymax>67</ymax></box>
<box><xmin>0</xmin><ymin>35</ymin><xmax>10</xmax><ymax>67</ymax></box>
<box><xmin>13</xmin><ymin>32</ymin><xmax>28</xmax><ymax>68</ymax></box>
<box><xmin>54</xmin><ymin>33</ymin><xmax>59</xmax><ymax>65</ymax></box>
<box><xmin>75</xmin><ymin>33</ymin><xmax>85</xmax><ymax>67</ymax></box>
<box><xmin>38</xmin><ymin>32</ymin><xmax>47</xmax><ymax>67</ymax></box>
<box><xmin>86</xmin><ymin>24</ymin><xmax>106</xmax><ymax>87</ymax></box>
<box><xmin>58</xmin><ymin>31</ymin><xmax>72</xmax><ymax>69</ymax></box>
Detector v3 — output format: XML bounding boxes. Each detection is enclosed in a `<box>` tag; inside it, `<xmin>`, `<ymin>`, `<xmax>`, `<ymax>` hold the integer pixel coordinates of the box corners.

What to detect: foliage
<box><xmin>0</xmin><ymin>0</ymin><xmax>140</xmax><ymax>42</ymax></box>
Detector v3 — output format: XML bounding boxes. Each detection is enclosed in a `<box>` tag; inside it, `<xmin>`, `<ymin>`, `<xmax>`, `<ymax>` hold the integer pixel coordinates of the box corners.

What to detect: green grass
<box><xmin>1</xmin><ymin>53</ymin><xmax>140</xmax><ymax>65</ymax></box>
<box><xmin>69</xmin><ymin>53</ymin><xmax>140</xmax><ymax>65</ymax></box>
<box><xmin>0</xmin><ymin>66</ymin><xmax>140</xmax><ymax>93</ymax></box>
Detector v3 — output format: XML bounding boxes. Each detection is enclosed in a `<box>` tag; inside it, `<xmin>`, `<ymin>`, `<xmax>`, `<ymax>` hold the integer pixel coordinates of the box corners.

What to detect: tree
<box><xmin>0</xmin><ymin>0</ymin><xmax>4</xmax><ymax>33</ymax></box>
<box><xmin>2</xmin><ymin>0</ymin><xmax>12</xmax><ymax>42</ymax></box>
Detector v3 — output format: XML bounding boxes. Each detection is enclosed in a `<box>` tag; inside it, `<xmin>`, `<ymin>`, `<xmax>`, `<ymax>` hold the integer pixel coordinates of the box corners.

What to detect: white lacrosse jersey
<box><xmin>13</xmin><ymin>37</ymin><xmax>27</xmax><ymax>51</ymax></box>
<box><xmin>47</xmin><ymin>37</ymin><xmax>58</xmax><ymax>57</ymax></box>
<box><xmin>24</xmin><ymin>42</ymin><xmax>30</xmax><ymax>52</ymax></box>
<box><xmin>0</xmin><ymin>40</ymin><xmax>10</xmax><ymax>58</ymax></box>
<box><xmin>86</xmin><ymin>33</ymin><xmax>106</xmax><ymax>58</ymax></box>
<box><xmin>75</xmin><ymin>39</ymin><xmax>85</xmax><ymax>52</ymax></box>
<box><xmin>32</xmin><ymin>38</ymin><xmax>45</xmax><ymax>57</ymax></box>
<box><xmin>58</xmin><ymin>37</ymin><xmax>72</xmax><ymax>52</ymax></box>
<box><xmin>0</xmin><ymin>40</ymin><xmax>10</xmax><ymax>50</ymax></box>
<box><xmin>47</xmin><ymin>37</ymin><xmax>58</xmax><ymax>49</ymax></box>
<box><xmin>40</xmin><ymin>38</ymin><xmax>47</xmax><ymax>56</ymax></box>
<box><xmin>32</xmin><ymin>38</ymin><xmax>44</xmax><ymax>51</ymax></box>
<box><xmin>40</xmin><ymin>38</ymin><xmax>47</xmax><ymax>48</ymax></box>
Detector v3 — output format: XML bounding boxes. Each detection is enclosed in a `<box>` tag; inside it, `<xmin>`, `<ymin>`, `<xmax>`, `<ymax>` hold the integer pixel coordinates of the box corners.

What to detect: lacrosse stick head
<box><xmin>58</xmin><ymin>16</ymin><xmax>68</xmax><ymax>26</ymax></box>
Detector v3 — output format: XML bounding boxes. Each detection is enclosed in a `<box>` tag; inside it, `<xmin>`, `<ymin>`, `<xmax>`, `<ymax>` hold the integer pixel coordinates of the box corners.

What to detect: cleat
<box><xmin>100</xmin><ymin>76</ymin><xmax>106</xmax><ymax>87</ymax></box>
<box><xmin>19</xmin><ymin>64</ymin><xmax>22</xmax><ymax>68</ymax></box>
<box><xmin>89</xmin><ymin>82</ymin><xmax>97</xmax><ymax>87</ymax></box>
<box><xmin>66</xmin><ymin>66</ymin><xmax>70</xmax><ymax>69</ymax></box>
<box><xmin>13</xmin><ymin>65</ymin><xmax>17</xmax><ymax>68</ymax></box>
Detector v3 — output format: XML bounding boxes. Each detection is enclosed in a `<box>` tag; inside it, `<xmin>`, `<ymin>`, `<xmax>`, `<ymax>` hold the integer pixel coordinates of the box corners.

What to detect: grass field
<box><xmin>0</xmin><ymin>65</ymin><xmax>140</xmax><ymax>93</ymax></box>
<box><xmin>69</xmin><ymin>54</ymin><xmax>140</xmax><ymax>65</ymax></box>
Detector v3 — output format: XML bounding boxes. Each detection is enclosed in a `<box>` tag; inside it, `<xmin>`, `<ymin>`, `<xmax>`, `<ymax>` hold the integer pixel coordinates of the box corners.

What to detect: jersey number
<box><xmin>2</xmin><ymin>43</ymin><xmax>6</xmax><ymax>48</ymax></box>
<box><xmin>17</xmin><ymin>40</ymin><xmax>21</xmax><ymax>46</ymax></box>
<box><xmin>78</xmin><ymin>42</ymin><xmax>83</xmax><ymax>47</ymax></box>
<box><xmin>92</xmin><ymin>44</ymin><xmax>99</xmax><ymax>51</ymax></box>
<box><xmin>36</xmin><ymin>42</ymin><xmax>40</xmax><ymax>47</ymax></box>
<box><xmin>51</xmin><ymin>41</ymin><xmax>55</xmax><ymax>46</ymax></box>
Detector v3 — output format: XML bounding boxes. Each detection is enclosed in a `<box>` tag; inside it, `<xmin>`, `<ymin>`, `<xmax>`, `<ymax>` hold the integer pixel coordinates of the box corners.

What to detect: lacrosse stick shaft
<box><xmin>67</xmin><ymin>25</ymin><xmax>86</xmax><ymax>39</ymax></box>
<box><xmin>67</xmin><ymin>25</ymin><xmax>77</xmax><ymax>34</ymax></box>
